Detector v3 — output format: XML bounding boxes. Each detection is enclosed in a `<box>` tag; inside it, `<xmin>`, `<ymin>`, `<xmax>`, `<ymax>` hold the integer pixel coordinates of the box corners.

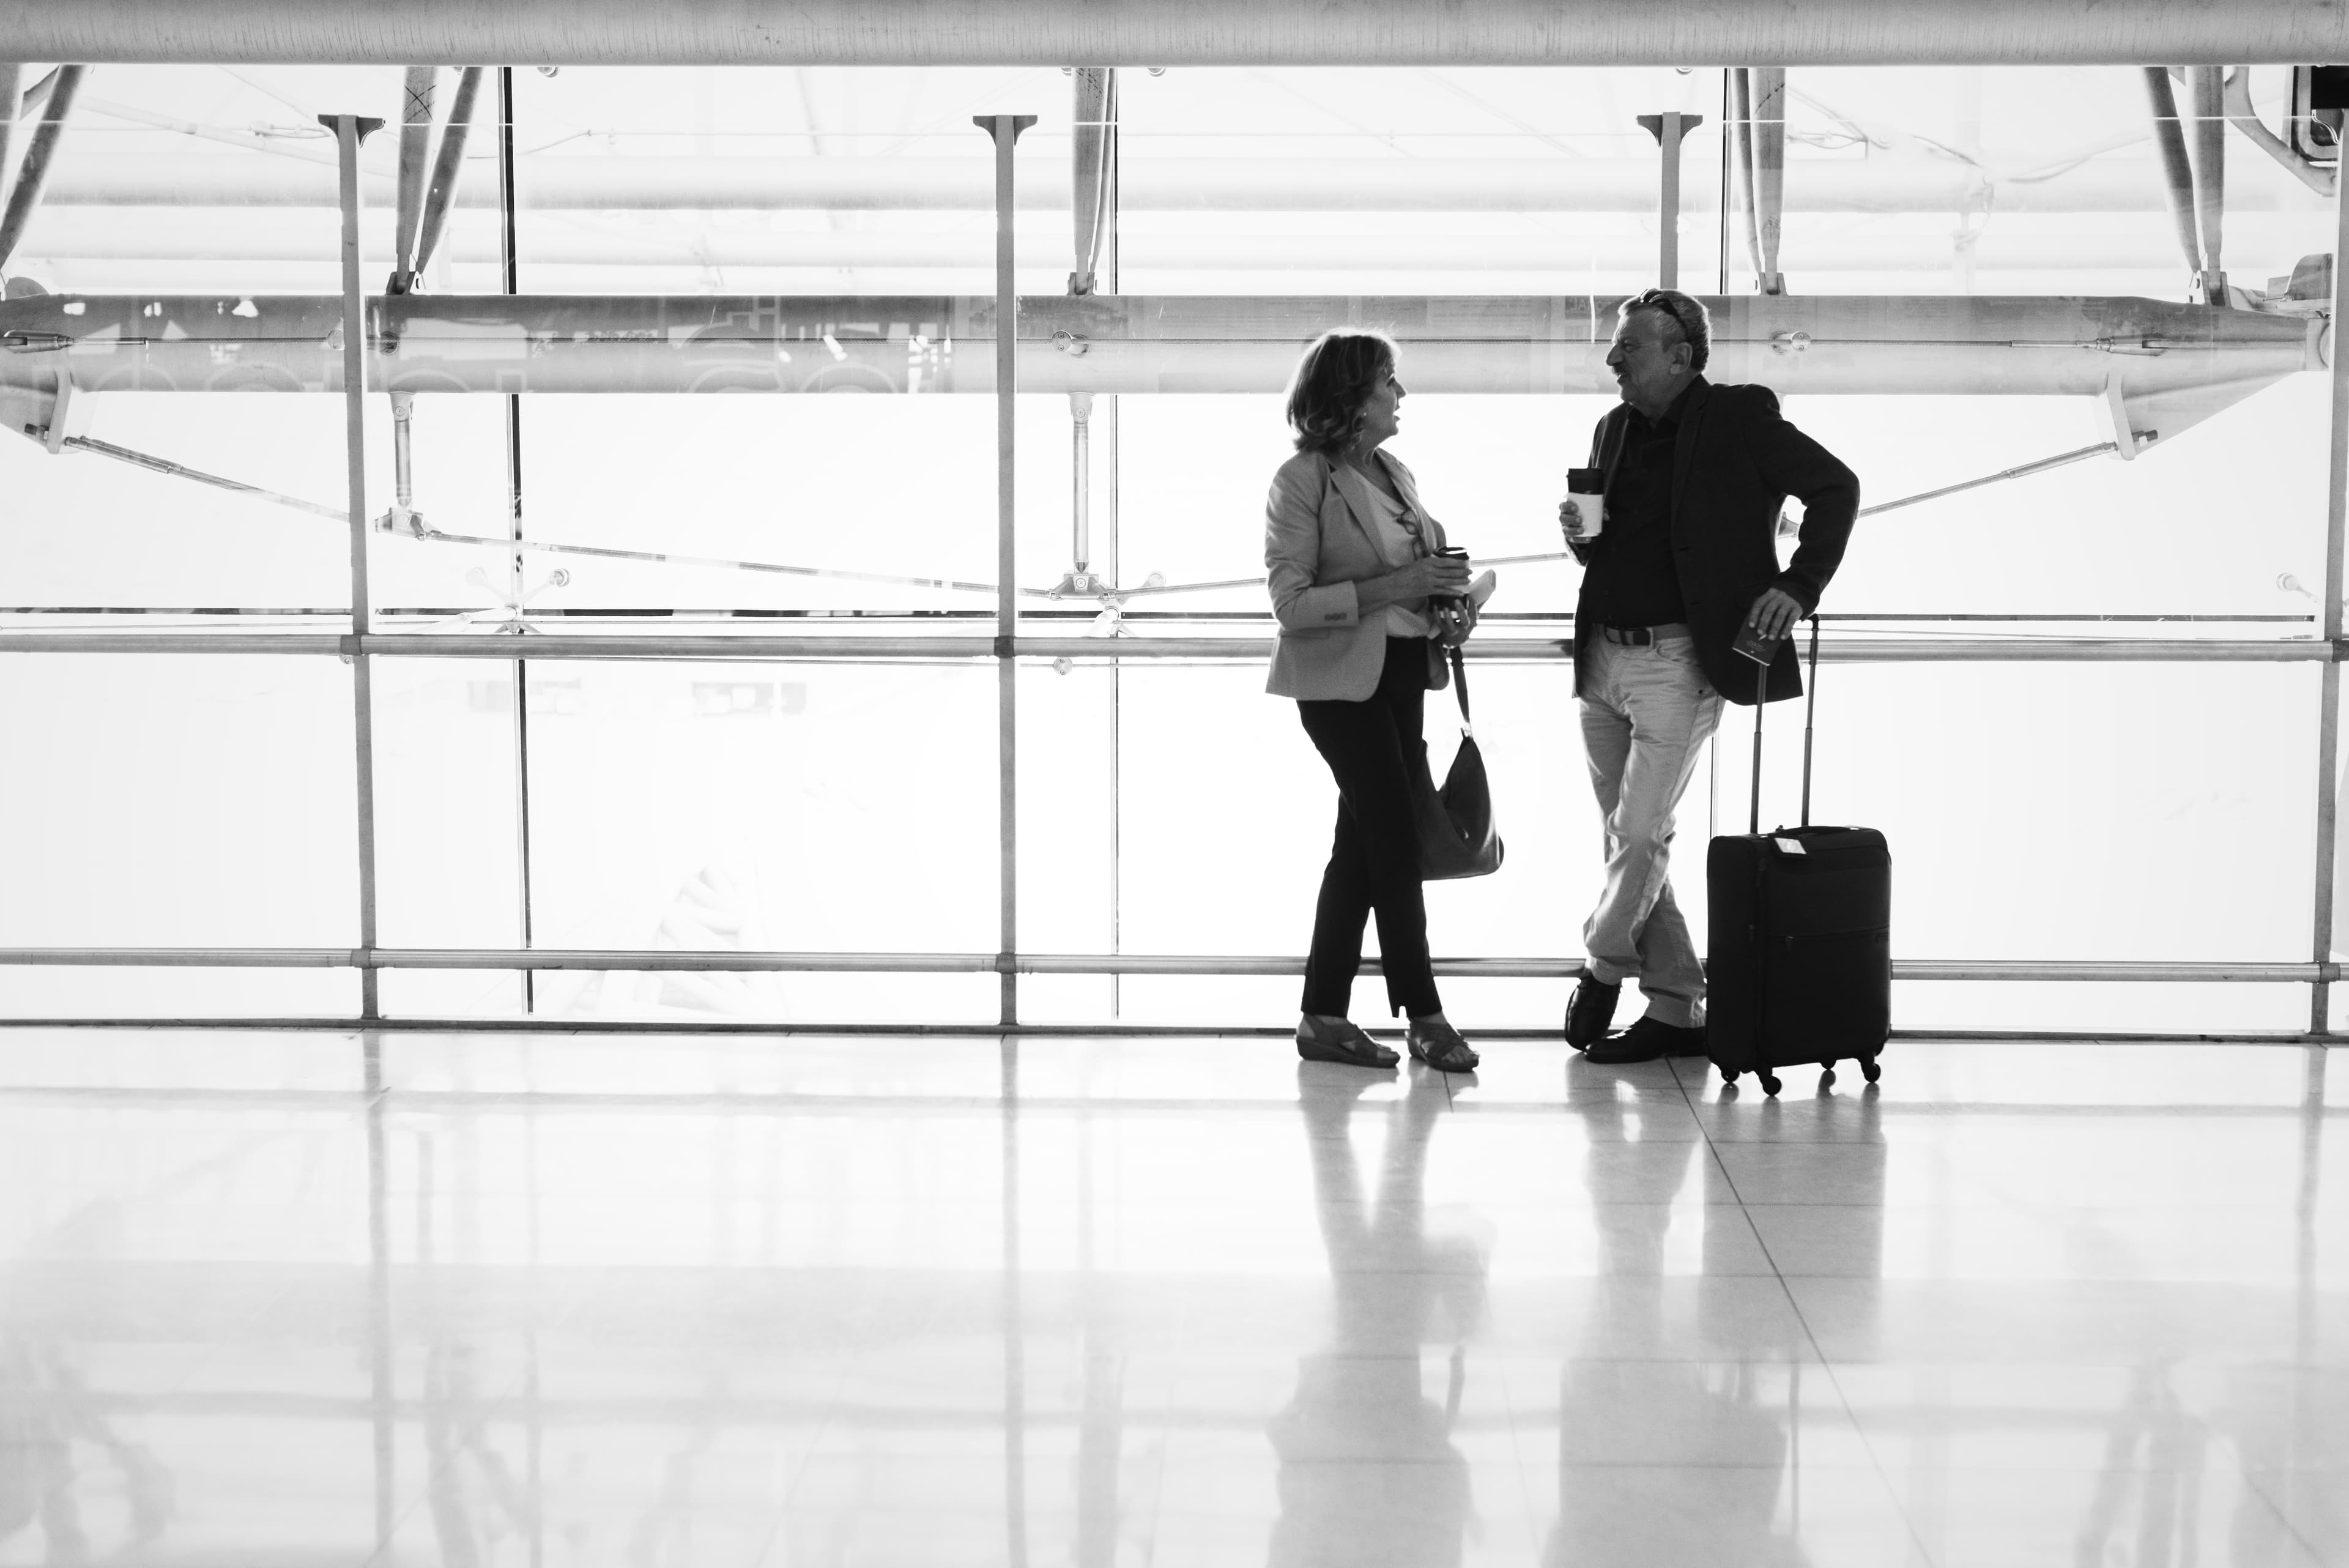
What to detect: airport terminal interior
<box><xmin>0</xmin><ymin>31</ymin><xmax>2341</xmax><ymax>1568</ymax></box>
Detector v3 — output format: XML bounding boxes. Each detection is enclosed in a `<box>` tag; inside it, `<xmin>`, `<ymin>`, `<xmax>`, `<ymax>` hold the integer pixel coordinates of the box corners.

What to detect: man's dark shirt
<box><xmin>1584</xmin><ymin>384</ymin><xmax>1692</xmax><ymax>628</ymax></box>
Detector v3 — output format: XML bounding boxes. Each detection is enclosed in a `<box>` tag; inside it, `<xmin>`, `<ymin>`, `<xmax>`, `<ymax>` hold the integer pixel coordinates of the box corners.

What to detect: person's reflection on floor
<box><xmin>0</xmin><ymin>1199</ymin><xmax>173</xmax><ymax>1562</ymax></box>
<box><xmin>1269</xmin><ymin>1064</ymin><xmax>1490</xmax><ymax>1568</ymax></box>
<box><xmin>2074</xmin><ymin>1362</ymin><xmax>2213</xmax><ymax>1564</ymax></box>
<box><xmin>1545</xmin><ymin>1061</ymin><xmax>1807</xmax><ymax>1567</ymax></box>
<box><xmin>423</xmin><ymin>1340</ymin><xmax>540</xmax><ymax>1566</ymax></box>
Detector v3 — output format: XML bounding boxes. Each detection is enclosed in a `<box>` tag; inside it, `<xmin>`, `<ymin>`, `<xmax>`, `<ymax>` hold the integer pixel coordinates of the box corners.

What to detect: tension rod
<box><xmin>50</xmin><ymin>428</ymin><xmax>2138</xmax><ymax>603</ymax></box>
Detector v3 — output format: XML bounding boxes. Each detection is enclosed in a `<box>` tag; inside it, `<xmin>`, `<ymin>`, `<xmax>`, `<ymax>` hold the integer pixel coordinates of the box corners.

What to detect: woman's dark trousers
<box><xmin>1296</xmin><ymin>637</ymin><xmax>1442</xmax><ymax>1020</ymax></box>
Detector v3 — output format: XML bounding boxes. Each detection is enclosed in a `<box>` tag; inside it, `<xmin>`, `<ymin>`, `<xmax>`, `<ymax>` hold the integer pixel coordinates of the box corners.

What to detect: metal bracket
<box><xmin>2103</xmin><ymin>376</ymin><xmax>2147</xmax><ymax>458</ymax></box>
<box><xmin>39</xmin><ymin>369</ymin><xmax>69</xmax><ymax>453</ymax></box>
<box><xmin>315</xmin><ymin>114</ymin><xmax>385</xmax><ymax>142</ymax></box>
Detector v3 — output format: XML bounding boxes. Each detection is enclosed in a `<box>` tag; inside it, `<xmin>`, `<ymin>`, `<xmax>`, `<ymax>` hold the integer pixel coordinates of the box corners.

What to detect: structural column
<box><xmin>979</xmin><ymin>113</ymin><xmax>1035</xmax><ymax>1027</ymax></box>
<box><xmin>1638</xmin><ymin>110</ymin><xmax>1704</xmax><ymax>290</ymax></box>
<box><xmin>325</xmin><ymin>112</ymin><xmax>385</xmax><ymax>1022</ymax></box>
<box><xmin>2312</xmin><ymin>168</ymin><xmax>2349</xmax><ymax>1034</ymax></box>
<box><xmin>1071</xmin><ymin>67</ymin><xmax>1123</xmax><ymax>1017</ymax></box>
<box><xmin>497</xmin><ymin>66</ymin><xmax>539</xmax><ymax>1012</ymax></box>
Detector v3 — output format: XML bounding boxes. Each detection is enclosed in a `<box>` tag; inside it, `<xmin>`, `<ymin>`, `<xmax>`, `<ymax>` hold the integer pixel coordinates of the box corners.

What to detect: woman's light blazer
<box><xmin>1263</xmin><ymin>448</ymin><xmax>1453</xmax><ymax>702</ymax></box>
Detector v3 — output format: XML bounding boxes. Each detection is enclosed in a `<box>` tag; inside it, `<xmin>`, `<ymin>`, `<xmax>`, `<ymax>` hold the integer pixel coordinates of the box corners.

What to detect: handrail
<box><xmin>0</xmin><ymin>632</ymin><xmax>2332</xmax><ymax>663</ymax></box>
<box><xmin>0</xmin><ymin>948</ymin><xmax>2331</xmax><ymax>983</ymax></box>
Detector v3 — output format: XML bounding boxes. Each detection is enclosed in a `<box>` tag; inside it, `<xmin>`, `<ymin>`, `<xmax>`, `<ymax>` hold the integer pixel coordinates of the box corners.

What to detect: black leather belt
<box><xmin>1598</xmin><ymin>623</ymin><xmax>1691</xmax><ymax>646</ymax></box>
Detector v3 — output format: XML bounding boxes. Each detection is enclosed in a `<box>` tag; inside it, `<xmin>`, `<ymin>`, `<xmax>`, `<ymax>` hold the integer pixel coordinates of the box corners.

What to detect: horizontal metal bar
<box><xmin>0</xmin><ymin>948</ymin><xmax>356</xmax><ymax>968</ymax></box>
<box><xmin>0</xmin><ymin>1017</ymin><xmax>2329</xmax><ymax>1047</ymax></box>
<box><xmin>0</xmin><ymin>633</ymin><xmax>2335</xmax><ymax>663</ymax></box>
<box><xmin>0</xmin><ymin>949</ymin><xmax>2333</xmax><ymax>983</ymax></box>
<box><xmin>26</xmin><ymin>208</ymin><xmax>2341</xmax><ymax>256</ymax></box>
<box><xmin>1893</xmin><ymin>960</ymin><xmax>2338</xmax><ymax>983</ymax></box>
<box><xmin>10</xmin><ymin>1</ymin><xmax>2340</xmax><ymax>69</ymax></box>
<box><xmin>0</xmin><ymin>609</ymin><xmax>2319</xmax><ymax>624</ymax></box>
<box><xmin>0</xmin><ymin>292</ymin><xmax>2315</xmax><ymax>400</ymax></box>
<box><xmin>0</xmin><ymin>633</ymin><xmax>354</xmax><ymax>655</ymax></box>
<box><xmin>37</xmin><ymin>156</ymin><xmax>2339</xmax><ymax>217</ymax></box>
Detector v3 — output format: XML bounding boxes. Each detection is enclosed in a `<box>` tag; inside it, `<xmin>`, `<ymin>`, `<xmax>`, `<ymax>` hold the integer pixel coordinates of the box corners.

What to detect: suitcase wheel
<box><xmin>1718</xmin><ymin>1068</ymin><xmax>1736</xmax><ymax>1087</ymax></box>
<box><xmin>1758</xmin><ymin>1071</ymin><xmax>1782</xmax><ymax>1096</ymax></box>
<box><xmin>1860</xmin><ymin>1056</ymin><xmax>1882</xmax><ymax>1085</ymax></box>
<box><xmin>1818</xmin><ymin>1067</ymin><xmax>1836</xmax><ymax>1090</ymax></box>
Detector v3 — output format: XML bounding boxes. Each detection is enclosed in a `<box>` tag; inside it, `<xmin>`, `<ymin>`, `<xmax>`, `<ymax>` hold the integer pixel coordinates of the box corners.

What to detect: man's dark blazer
<box><xmin>1570</xmin><ymin>376</ymin><xmax>1859</xmax><ymax>705</ymax></box>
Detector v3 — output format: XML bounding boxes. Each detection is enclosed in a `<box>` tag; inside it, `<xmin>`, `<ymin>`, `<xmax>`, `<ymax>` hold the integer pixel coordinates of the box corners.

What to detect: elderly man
<box><xmin>1560</xmin><ymin>289</ymin><xmax>1859</xmax><ymax>1064</ymax></box>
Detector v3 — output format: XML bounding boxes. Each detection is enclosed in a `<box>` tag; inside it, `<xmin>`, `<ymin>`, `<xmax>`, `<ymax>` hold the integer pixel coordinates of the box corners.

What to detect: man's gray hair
<box><xmin>1620</xmin><ymin>288</ymin><xmax>1711</xmax><ymax>374</ymax></box>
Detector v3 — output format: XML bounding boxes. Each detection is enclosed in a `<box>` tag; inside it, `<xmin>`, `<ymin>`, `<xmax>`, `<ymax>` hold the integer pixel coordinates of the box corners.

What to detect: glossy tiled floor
<box><xmin>0</xmin><ymin>1028</ymin><xmax>2338</xmax><ymax>1566</ymax></box>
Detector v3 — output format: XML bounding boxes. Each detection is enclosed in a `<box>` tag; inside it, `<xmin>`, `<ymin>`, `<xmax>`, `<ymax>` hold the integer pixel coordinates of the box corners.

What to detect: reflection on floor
<box><xmin>0</xmin><ymin>1029</ymin><xmax>2337</xmax><ymax>1566</ymax></box>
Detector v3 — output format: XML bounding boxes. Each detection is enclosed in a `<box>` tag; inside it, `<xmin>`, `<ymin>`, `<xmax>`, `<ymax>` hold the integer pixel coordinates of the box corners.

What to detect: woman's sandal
<box><xmin>1406</xmin><ymin>1016</ymin><xmax>1480</xmax><ymax>1074</ymax></box>
<box><xmin>1295</xmin><ymin>1014</ymin><xmax>1400</xmax><ymax>1069</ymax></box>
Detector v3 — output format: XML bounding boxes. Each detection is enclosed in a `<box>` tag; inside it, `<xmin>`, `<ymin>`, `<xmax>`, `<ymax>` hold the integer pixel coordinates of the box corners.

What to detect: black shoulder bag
<box><xmin>1414</xmin><ymin>643</ymin><xmax>1504</xmax><ymax>880</ymax></box>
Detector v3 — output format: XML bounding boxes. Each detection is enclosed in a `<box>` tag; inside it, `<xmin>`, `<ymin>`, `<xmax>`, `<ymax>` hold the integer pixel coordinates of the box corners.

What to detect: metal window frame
<box><xmin>2</xmin><ymin>96</ymin><xmax>2345</xmax><ymax>1042</ymax></box>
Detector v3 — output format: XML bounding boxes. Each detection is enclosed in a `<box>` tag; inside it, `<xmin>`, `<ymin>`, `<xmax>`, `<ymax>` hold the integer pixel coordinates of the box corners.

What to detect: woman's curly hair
<box><xmin>1284</xmin><ymin>329</ymin><xmax>1397</xmax><ymax>455</ymax></box>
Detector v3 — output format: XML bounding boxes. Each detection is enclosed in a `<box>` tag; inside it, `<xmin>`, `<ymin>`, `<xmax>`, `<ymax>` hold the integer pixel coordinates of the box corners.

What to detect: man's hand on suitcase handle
<box><xmin>1746</xmin><ymin>587</ymin><xmax>1804</xmax><ymax>642</ymax></box>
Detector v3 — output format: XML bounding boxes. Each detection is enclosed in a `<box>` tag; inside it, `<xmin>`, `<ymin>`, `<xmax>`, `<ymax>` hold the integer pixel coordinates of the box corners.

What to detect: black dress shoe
<box><xmin>1564</xmin><ymin>975</ymin><xmax>1621</xmax><ymax>1049</ymax></box>
<box><xmin>1583</xmin><ymin>1015</ymin><xmax>1708</xmax><ymax>1065</ymax></box>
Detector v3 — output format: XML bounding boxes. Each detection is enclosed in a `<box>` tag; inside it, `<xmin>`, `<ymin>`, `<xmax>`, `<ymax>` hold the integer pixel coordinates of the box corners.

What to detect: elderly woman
<box><xmin>1265</xmin><ymin>329</ymin><xmax>1480</xmax><ymax>1073</ymax></box>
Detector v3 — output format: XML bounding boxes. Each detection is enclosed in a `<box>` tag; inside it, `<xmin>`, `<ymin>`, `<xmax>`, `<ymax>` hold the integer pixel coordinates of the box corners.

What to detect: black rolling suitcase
<box><xmin>1705</xmin><ymin>618</ymin><xmax>1890</xmax><ymax>1095</ymax></box>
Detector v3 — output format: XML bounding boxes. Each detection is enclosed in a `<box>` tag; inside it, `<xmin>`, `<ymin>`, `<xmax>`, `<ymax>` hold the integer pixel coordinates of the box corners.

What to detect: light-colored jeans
<box><xmin>1578</xmin><ymin>633</ymin><xmax>1724</xmax><ymax>1027</ymax></box>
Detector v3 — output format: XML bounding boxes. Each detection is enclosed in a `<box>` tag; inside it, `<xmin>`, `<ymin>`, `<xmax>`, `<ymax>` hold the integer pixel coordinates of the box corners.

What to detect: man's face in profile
<box><xmin>1605</xmin><ymin>308</ymin><xmax>1690</xmax><ymax>413</ymax></box>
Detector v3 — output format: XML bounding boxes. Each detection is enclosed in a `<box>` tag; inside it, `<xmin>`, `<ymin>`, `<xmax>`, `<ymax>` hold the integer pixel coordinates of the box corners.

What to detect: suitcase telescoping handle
<box><xmin>1801</xmin><ymin>615</ymin><xmax>1820</xmax><ymax>828</ymax></box>
<box><xmin>1746</xmin><ymin>614</ymin><xmax>1824</xmax><ymax>836</ymax></box>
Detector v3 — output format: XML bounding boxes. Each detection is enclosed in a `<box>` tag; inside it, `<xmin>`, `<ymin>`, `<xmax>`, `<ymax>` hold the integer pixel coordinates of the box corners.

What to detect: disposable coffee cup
<box><xmin>1565</xmin><ymin>467</ymin><xmax>1606</xmax><ymax>539</ymax></box>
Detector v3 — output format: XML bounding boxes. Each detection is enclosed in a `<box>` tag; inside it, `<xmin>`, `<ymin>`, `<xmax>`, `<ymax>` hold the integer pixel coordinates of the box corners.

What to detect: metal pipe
<box><xmin>1068</xmin><ymin>392</ymin><xmax>1092</xmax><ymax>579</ymax></box>
<box><xmin>0</xmin><ymin>947</ymin><xmax>2332</xmax><ymax>984</ymax></box>
<box><xmin>1751</xmin><ymin>65</ymin><xmax>1786</xmax><ymax>294</ymax></box>
<box><xmin>385</xmin><ymin>390</ymin><xmax>417</xmax><ymax>528</ymax></box>
<box><xmin>1075</xmin><ymin>69</ymin><xmax>1125</xmax><ymax>1017</ymax></box>
<box><xmin>2144</xmin><ymin>68</ymin><xmax>2206</xmax><ymax>284</ymax></box>
<box><xmin>497</xmin><ymin>63</ymin><xmax>535</xmax><ymax>1015</ymax></box>
<box><xmin>2315</xmin><ymin>162</ymin><xmax>2349</xmax><ymax>1033</ymax></box>
<box><xmin>1637</xmin><ymin>110</ymin><xmax>1698</xmax><ymax>288</ymax></box>
<box><xmin>40</xmin><ymin>154</ymin><xmax>2320</xmax><ymax>216</ymax></box>
<box><xmin>390</xmin><ymin>66</ymin><xmax>436</xmax><ymax>290</ymax></box>
<box><xmin>981</xmin><ymin>112</ymin><xmax>1035</xmax><ymax>1028</ymax></box>
<box><xmin>1727</xmin><ymin>69</ymin><xmax>1761</xmax><ymax>283</ymax></box>
<box><xmin>411</xmin><ymin>63</ymin><xmax>483</xmax><ymax>278</ymax></box>
<box><xmin>59</xmin><ymin>434</ymin><xmax>348</xmax><ymax>520</ymax></box>
<box><xmin>0</xmin><ymin>633</ymin><xmax>2335</xmax><ymax>663</ymax></box>
<box><xmin>1856</xmin><ymin>442</ymin><xmax>2120</xmax><ymax>516</ymax></box>
<box><xmin>362</xmin><ymin>1035</ymin><xmax>393</xmax><ymax>1557</ymax></box>
<box><xmin>1000</xmin><ymin>1029</ymin><xmax>1029</xmax><ymax>1568</ymax></box>
<box><xmin>1070</xmin><ymin>67</ymin><xmax>1116</xmax><ymax>294</ymax></box>
<box><xmin>0</xmin><ymin>62</ymin><xmax>83</xmax><ymax>274</ymax></box>
<box><xmin>326</xmin><ymin>111</ymin><xmax>386</xmax><ymax>1024</ymax></box>
<box><xmin>2188</xmin><ymin>64</ymin><xmax>2228</xmax><ymax>300</ymax></box>
<box><xmin>13</xmin><ymin>66</ymin><xmax>54</xmax><ymax>121</ymax></box>
<box><xmin>0</xmin><ymin>64</ymin><xmax>22</xmax><ymax>205</ymax></box>
<box><xmin>11</xmin><ymin>1</ymin><xmax>2347</xmax><ymax>68</ymax></box>
<box><xmin>9</xmin><ymin>293</ymin><xmax>2307</xmax><ymax>406</ymax></box>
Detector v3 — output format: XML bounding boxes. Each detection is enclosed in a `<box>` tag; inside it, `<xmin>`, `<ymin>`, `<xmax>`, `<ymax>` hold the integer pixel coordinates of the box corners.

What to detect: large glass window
<box><xmin>2</xmin><ymin>63</ymin><xmax>2339</xmax><ymax>1032</ymax></box>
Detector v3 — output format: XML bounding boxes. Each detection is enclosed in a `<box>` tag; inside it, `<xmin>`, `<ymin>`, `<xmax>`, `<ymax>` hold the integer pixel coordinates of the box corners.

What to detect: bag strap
<box><xmin>1449</xmin><ymin>642</ymin><xmax>1472</xmax><ymax>729</ymax></box>
<box><xmin>1800</xmin><ymin>614</ymin><xmax>1820</xmax><ymax>828</ymax></box>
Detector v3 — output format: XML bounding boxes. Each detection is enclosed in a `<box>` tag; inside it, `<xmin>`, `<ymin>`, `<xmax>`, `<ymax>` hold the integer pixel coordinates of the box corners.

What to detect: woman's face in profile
<box><xmin>1356</xmin><ymin>366</ymin><xmax>1405</xmax><ymax>452</ymax></box>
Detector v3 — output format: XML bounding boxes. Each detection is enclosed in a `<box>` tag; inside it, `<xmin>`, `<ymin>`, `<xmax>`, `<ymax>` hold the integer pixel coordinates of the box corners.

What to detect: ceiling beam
<box><xmin>2</xmin><ymin>0</ymin><xmax>2342</xmax><ymax>69</ymax></box>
